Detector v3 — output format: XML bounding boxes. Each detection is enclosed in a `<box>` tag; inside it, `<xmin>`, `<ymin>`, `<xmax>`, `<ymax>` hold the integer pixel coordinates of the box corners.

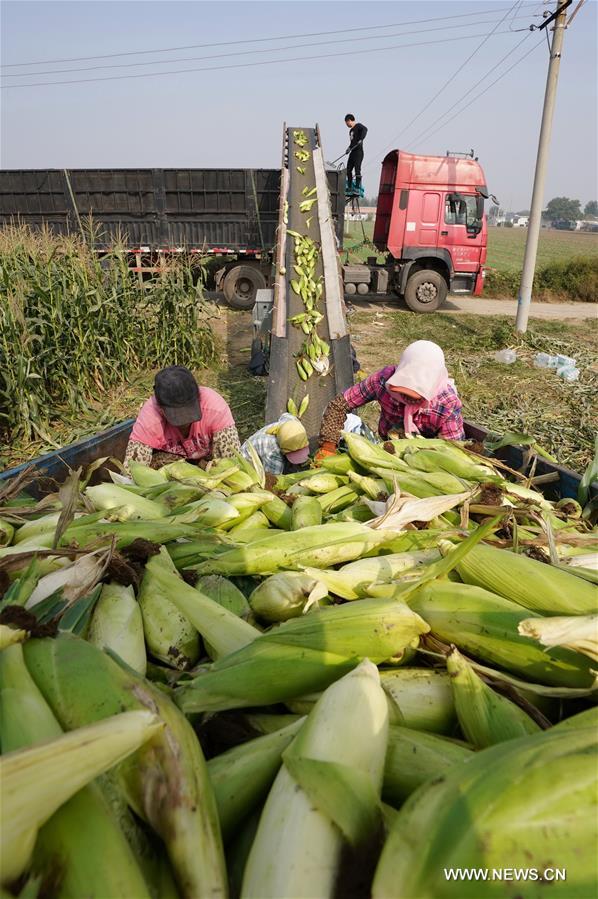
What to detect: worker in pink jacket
<box><xmin>124</xmin><ymin>366</ymin><xmax>240</xmax><ymax>472</ymax></box>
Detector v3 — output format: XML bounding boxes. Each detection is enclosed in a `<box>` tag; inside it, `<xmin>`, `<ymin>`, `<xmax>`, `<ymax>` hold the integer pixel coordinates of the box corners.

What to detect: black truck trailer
<box><xmin>0</xmin><ymin>167</ymin><xmax>345</xmax><ymax>309</ymax></box>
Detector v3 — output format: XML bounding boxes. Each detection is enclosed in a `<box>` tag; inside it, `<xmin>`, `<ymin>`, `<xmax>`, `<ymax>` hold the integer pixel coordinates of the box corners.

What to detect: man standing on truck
<box><xmin>345</xmin><ymin>114</ymin><xmax>367</xmax><ymax>193</ymax></box>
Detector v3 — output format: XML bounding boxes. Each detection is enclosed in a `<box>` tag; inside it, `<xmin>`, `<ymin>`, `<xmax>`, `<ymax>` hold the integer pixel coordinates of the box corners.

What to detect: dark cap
<box><xmin>154</xmin><ymin>366</ymin><xmax>201</xmax><ymax>427</ymax></box>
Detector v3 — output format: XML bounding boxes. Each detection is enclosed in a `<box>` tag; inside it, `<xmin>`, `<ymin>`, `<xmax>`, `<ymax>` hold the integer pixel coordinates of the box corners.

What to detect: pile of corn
<box><xmin>0</xmin><ymin>433</ymin><xmax>596</xmax><ymax>899</ymax></box>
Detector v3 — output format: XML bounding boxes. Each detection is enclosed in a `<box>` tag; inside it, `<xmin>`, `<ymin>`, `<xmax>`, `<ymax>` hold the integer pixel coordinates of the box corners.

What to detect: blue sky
<box><xmin>1</xmin><ymin>0</ymin><xmax>596</xmax><ymax>210</ymax></box>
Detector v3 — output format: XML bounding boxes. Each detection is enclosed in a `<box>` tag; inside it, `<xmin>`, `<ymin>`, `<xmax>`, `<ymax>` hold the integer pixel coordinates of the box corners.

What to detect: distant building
<box><xmin>512</xmin><ymin>216</ymin><xmax>529</xmax><ymax>228</ymax></box>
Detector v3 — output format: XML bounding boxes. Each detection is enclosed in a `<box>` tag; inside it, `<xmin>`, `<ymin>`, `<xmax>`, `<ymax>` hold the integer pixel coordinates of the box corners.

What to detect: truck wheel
<box><xmin>345</xmin><ymin>283</ymin><xmax>357</xmax><ymax>296</ymax></box>
<box><xmin>223</xmin><ymin>265</ymin><xmax>267</xmax><ymax>310</ymax></box>
<box><xmin>357</xmin><ymin>283</ymin><xmax>369</xmax><ymax>295</ymax></box>
<box><xmin>404</xmin><ymin>270</ymin><xmax>448</xmax><ymax>313</ymax></box>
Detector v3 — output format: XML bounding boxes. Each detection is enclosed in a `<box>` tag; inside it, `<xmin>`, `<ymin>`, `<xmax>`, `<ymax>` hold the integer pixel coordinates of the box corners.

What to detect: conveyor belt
<box><xmin>266</xmin><ymin>125</ymin><xmax>353</xmax><ymax>447</ymax></box>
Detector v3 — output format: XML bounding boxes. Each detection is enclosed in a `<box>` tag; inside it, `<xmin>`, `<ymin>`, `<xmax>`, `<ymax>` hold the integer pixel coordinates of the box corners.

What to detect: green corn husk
<box><xmin>316</xmin><ymin>485</ymin><xmax>359</xmax><ymax>514</ymax></box>
<box><xmin>169</xmin><ymin>495</ymin><xmax>240</xmax><ymax>528</ymax></box>
<box><xmin>376</xmin><ymin>467</ymin><xmax>468</xmax><ymax>498</ymax></box>
<box><xmin>138</xmin><ymin>547</ymin><xmax>200</xmax><ymax>670</ymax></box>
<box><xmin>343</xmin><ymin>433</ymin><xmax>408</xmax><ymax>473</ymax></box>
<box><xmin>299</xmin><ymin>473</ymin><xmax>349</xmax><ymax>493</ymax></box>
<box><xmin>447</xmin><ymin>647</ymin><xmax>540</xmax><ymax>747</ymax></box>
<box><xmin>87</xmin><ymin>582</ymin><xmax>147</xmax><ymax>675</ymax></box>
<box><xmin>0</xmin><ymin>644</ymin><xmax>152</xmax><ymax>898</ymax></box>
<box><xmin>143</xmin><ymin>552</ymin><xmax>259</xmax><ymax>660</ymax></box>
<box><xmin>291</xmin><ymin>495</ymin><xmax>322</xmax><ymax>530</ymax></box>
<box><xmin>379</xmin><ymin>669</ymin><xmax>457</xmax><ymax>733</ymax></box>
<box><xmin>450</xmin><ymin>542</ymin><xmax>598</xmax><ymax>616</ymax></box>
<box><xmin>347</xmin><ymin>470</ymin><xmax>388</xmax><ymax>500</ymax></box>
<box><xmin>85</xmin><ymin>484</ymin><xmax>167</xmax><ymax>520</ymax></box>
<box><xmin>13</xmin><ymin>511</ymin><xmax>63</xmax><ymax>545</ymax></box>
<box><xmin>319</xmin><ymin>453</ymin><xmax>357</xmax><ymax>474</ymax></box>
<box><xmin>304</xmin><ymin>549</ymin><xmax>440</xmax><ymax>601</ymax></box>
<box><xmin>61</xmin><ymin>519</ymin><xmax>198</xmax><ymax>550</ymax></box>
<box><xmin>190</xmin><ymin>523</ymin><xmax>399</xmax><ymax>576</ymax></box>
<box><xmin>220</xmin><ymin>492</ymin><xmax>272</xmax><ymax>529</ymax></box>
<box><xmin>372</xmin><ymin>726</ymin><xmax>598</xmax><ymax>899</ymax></box>
<box><xmin>331</xmin><ymin>502</ymin><xmax>377</xmax><ymax>523</ymax></box>
<box><xmin>287</xmin><ymin>667</ymin><xmax>459</xmax><ymax>735</ymax></box>
<box><xmin>207</xmin><ymin>718</ymin><xmax>305</xmax><ymax>842</ymax></box>
<box><xmin>195</xmin><ymin>575</ymin><xmax>250</xmax><ymax>619</ymax></box>
<box><xmin>0</xmin><ymin>560</ymin><xmax>41</xmax><ymax>612</ymax></box>
<box><xmin>518</xmin><ymin>614</ymin><xmax>598</xmax><ymax>663</ymax></box>
<box><xmin>167</xmin><ymin>535</ymin><xmax>234</xmax><ymax>568</ymax></box>
<box><xmin>175</xmin><ymin>598</ymin><xmax>430</xmax><ymax>713</ymax></box>
<box><xmin>0</xmin><ymin>708</ymin><xmax>161</xmax><ymax>887</ymax></box>
<box><xmin>383</xmin><ymin>725</ymin><xmax>473</xmax><ymax>805</ymax></box>
<box><xmin>552</xmin><ymin>707</ymin><xmax>598</xmax><ymax>731</ymax></box>
<box><xmin>231</xmin><ymin>527</ymin><xmax>285</xmax><ymax>544</ymax></box>
<box><xmin>24</xmin><ymin>634</ymin><xmax>228</xmax><ymax>899</ymax></box>
<box><xmin>248</xmin><ymin>572</ymin><xmax>328</xmax><ymax>622</ymax></box>
<box><xmin>243</xmin><ymin>713</ymin><xmax>302</xmax><ymax>735</ymax></box>
<box><xmin>25</xmin><ymin>549</ymin><xmax>108</xmax><ymax>610</ymax></box>
<box><xmin>228</xmin><ymin>510</ymin><xmax>270</xmax><ymax>535</ymax></box>
<box><xmin>0</xmin><ymin>517</ymin><xmax>15</xmax><ymax>546</ymax></box>
<box><xmin>260</xmin><ymin>493</ymin><xmax>292</xmax><ymax>530</ymax></box>
<box><xmin>227</xmin><ymin>810</ymin><xmax>261</xmax><ymax>899</ymax></box>
<box><xmin>403</xmin><ymin>446</ymin><xmax>498</xmax><ymax>483</ymax></box>
<box><xmin>128</xmin><ymin>461</ymin><xmax>168</xmax><ymax>486</ymax></box>
<box><xmin>411</xmin><ymin>581</ymin><xmax>596</xmax><ymax>688</ymax></box>
<box><xmin>241</xmin><ymin>660</ymin><xmax>389</xmax><ymax>899</ymax></box>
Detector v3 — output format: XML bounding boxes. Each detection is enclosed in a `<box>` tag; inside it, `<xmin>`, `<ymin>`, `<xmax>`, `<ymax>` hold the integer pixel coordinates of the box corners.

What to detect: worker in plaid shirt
<box><xmin>317</xmin><ymin>341</ymin><xmax>465</xmax><ymax>458</ymax></box>
<box><xmin>241</xmin><ymin>413</ymin><xmax>310</xmax><ymax>475</ymax></box>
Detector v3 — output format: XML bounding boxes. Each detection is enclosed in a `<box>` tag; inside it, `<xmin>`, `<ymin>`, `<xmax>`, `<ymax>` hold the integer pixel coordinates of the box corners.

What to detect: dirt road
<box><xmin>349</xmin><ymin>296</ymin><xmax>597</xmax><ymax>320</ymax></box>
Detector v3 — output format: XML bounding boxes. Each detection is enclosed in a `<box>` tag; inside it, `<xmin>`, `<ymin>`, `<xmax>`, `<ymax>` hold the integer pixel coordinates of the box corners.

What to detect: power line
<box><xmin>2</xmin><ymin>16</ymin><xmax>537</xmax><ymax>79</ymax></box>
<box><xmin>366</xmin><ymin>0</ymin><xmax>527</xmax><ymax>167</ymax></box>
<box><xmin>404</xmin><ymin>31</ymin><xmax>534</xmax><ymax>150</ymax></box>
<box><xmin>406</xmin><ymin>38</ymin><xmax>544</xmax><ymax>152</ymax></box>
<box><xmin>0</xmin><ymin>4</ymin><xmax>540</xmax><ymax>68</ymax></box>
<box><xmin>1</xmin><ymin>29</ymin><xmax>531</xmax><ymax>90</ymax></box>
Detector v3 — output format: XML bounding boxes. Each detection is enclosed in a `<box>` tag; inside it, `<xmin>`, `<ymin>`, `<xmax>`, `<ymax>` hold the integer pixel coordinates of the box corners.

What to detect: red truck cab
<box><xmin>344</xmin><ymin>150</ymin><xmax>488</xmax><ymax>312</ymax></box>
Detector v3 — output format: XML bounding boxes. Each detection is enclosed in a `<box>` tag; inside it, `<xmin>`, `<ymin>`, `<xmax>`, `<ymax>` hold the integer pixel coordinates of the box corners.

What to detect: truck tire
<box><xmin>404</xmin><ymin>270</ymin><xmax>448</xmax><ymax>313</ymax></box>
<box><xmin>223</xmin><ymin>265</ymin><xmax>267</xmax><ymax>310</ymax></box>
<box><xmin>345</xmin><ymin>283</ymin><xmax>357</xmax><ymax>296</ymax></box>
<box><xmin>357</xmin><ymin>283</ymin><xmax>369</xmax><ymax>295</ymax></box>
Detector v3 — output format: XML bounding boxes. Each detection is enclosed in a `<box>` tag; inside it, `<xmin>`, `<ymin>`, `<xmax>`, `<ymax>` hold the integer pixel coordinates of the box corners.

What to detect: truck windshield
<box><xmin>445</xmin><ymin>194</ymin><xmax>482</xmax><ymax>233</ymax></box>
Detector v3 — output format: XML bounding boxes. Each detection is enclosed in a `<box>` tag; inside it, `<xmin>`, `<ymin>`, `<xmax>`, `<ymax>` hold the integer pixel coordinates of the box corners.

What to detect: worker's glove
<box><xmin>314</xmin><ymin>441</ymin><xmax>338</xmax><ymax>465</ymax></box>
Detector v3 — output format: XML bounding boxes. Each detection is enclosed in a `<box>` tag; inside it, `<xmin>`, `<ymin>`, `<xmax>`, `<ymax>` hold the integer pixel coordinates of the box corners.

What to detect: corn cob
<box><xmin>0</xmin><ymin>644</ymin><xmax>152</xmax><ymax>898</ymax></box>
<box><xmin>207</xmin><ymin>718</ymin><xmax>304</xmax><ymax>842</ymax></box>
<box><xmin>87</xmin><ymin>581</ymin><xmax>147</xmax><ymax>675</ymax></box>
<box><xmin>518</xmin><ymin>614</ymin><xmax>598</xmax><ymax>663</ymax></box>
<box><xmin>411</xmin><ymin>581</ymin><xmax>596</xmax><ymax>688</ymax></box>
<box><xmin>244</xmin><ymin>712</ymin><xmax>303</xmax><ymax>735</ymax></box>
<box><xmin>175</xmin><ymin>598</ymin><xmax>429</xmax><ymax>713</ymax></box>
<box><xmin>128</xmin><ymin>461</ymin><xmax>168</xmax><ymax>486</ymax></box>
<box><xmin>303</xmin><ymin>549</ymin><xmax>440</xmax><ymax>600</ymax></box>
<box><xmin>383</xmin><ymin>725</ymin><xmax>473</xmax><ymax>805</ymax></box>
<box><xmin>228</xmin><ymin>510</ymin><xmax>270</xmax><ymax>535</ymax></box>
<box><xmin>0</xmin><ymin>708</ymin><xmax>161</xmax><ymax>886</ymax></box>
<box><xmin>403</xmin><ymin>446</ymin><xmax>498</xmax><ymax>483</ymax></box>
<box><xmin>319</xmin><ymin>453</ymin><xmax>357</xmax><ymax>474</ymax></box>
<box><xmin>144</xmin><ymin>551</ymin><xmax>259</xmax><ymax>659</ymax></box>
<box><xmin>450</xmin><ymin>541</ymin><xmax>598</xmax><ymax>616</ymax></box>
<box><xmin>447</xmin><ymin>647</ymin><xmax>541</xmax><ymax>747</ymax></box>
<box><xmin>249</xmin><ymin>571</ymin><xmax>327</xmax><ymax>622</ymax></box>
<box><xmin>290</xmin><ymin>495</ymin><xmax>322</xmax><ymax>529</ymax></box>
<box><xmin>0</xmin><ymin>517</ymin><xmax>14</xmax><ymax>546</ymax></box>
<box><xmin>61</xmin><ymin>518</ymin><xmax>198</xmax><ymax>550</ymax></box>
<box><xmin>552</xmin><ymin>706</ymin><xmax>598</xmax><ymax>731</ymax></box>
<box><xmin>241</xmin><ymin>660</ymin><xmax>388</xmax><ymax>899</ymax></box>
<box><xmin>190</xmin><ymin>523</ymin><xmax>398</xmax><ymax>576</ymax></box>
<box><xmin>24</xmin><ymin>634</ymin><xmax>228</xmax><ymax>899</ymax></box>
<box><xmin>373</xmin><ymin>726</ymin><xmax>598</xmax><ymax>899</ymax></box>
<box><xmin>85</xmin><ymin>483</ymin><xmax>167</xmax><ymax>520</ymax></box>
<box><xmin>138</xmin><ymin>547</ymin><xmax>200</xmax><ymax>669</ymax></box>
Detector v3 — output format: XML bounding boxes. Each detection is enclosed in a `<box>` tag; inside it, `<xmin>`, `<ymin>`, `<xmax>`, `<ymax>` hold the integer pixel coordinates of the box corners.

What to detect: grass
<box><xmin>3</xmin><ymin>308</ymin><xmax>595</xmax><ymax>474</ymax></box>
<box><xmin>349</xmin><ymin>310</ymin><xmax>598</xmax><ymax>472</ymax></box>
<box><xmin>342</xmin><ymin>220</ymin><xmax>598</xmax><ymax>299</ymax></box>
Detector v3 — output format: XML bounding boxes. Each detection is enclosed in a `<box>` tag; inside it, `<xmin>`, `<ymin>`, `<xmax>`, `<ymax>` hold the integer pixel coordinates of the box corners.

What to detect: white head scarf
<box><xmin>385</xmin><ymin>341</ymin><xmax>451</xmax><ymax>435</ymax></box>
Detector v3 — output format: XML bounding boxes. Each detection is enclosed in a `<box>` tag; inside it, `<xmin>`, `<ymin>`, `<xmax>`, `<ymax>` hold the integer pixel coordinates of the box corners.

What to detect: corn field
<box><xmin>0</xmin><ymin>224</ymin><xmax>216</xmax><ymax>445</ymax></box>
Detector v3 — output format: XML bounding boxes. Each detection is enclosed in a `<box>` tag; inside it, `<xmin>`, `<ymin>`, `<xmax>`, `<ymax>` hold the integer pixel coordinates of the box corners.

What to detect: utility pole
<box><xmin>515</xmin><ymin>1</ymin><xmax>570</xmax><ymax>333</ymax></box>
